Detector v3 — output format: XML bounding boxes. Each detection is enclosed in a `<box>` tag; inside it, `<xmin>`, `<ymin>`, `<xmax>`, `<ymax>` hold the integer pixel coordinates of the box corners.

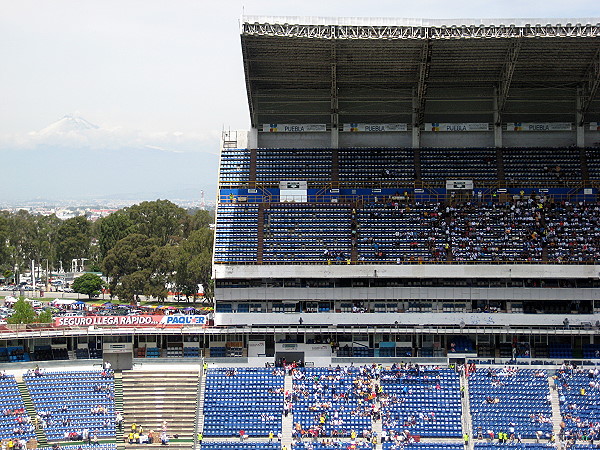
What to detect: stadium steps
<box><xmin>16</xmin><ymin>377</ymin><xmax>48</xmax><ymax>446</ymax></box>
<box><xmin>496</xmin><ymin>147</ymin><xmax>505</xmax><ymax>184</ymax></box>
<box><xmin>249</xmin><ymin>148</ymin><xmax>257</xmax><ymax>187</ymax></box>
<box><xmin>548</xmin><ymin>376</ymin><xmax>563</xmax><ymax>441</ymax></box>
<box><xmin>281</xmin><ymin>374</ymin><xmax>294</xmax><ymax>448</ymax></box>
<box><xmin>194</xmin><ymin>366</ymin><xmax>206</xmax><ymax>449</ymax></box>
<box><xmin>122</xmin><ymin>371</ymin><xmax>199</xmax><ymax>441</ymax></box>
<box><xmin>331</xmin><ymin>148</ymin><xmax>339</xmax><ymax>185</ymax></box>
<box><xmin>414</xmin><ymin>149</ymin><xmax>422</xmax><ymax>180</ymax></box>
<box><xmin>460</xmin><ymin>372</ymin><xmax>473</xmax><ymax>450</ymax></box>
<box><xmin>114</xmin><ymin>372</ymin><xmax>125</xmax><ymax>450</ymax></box>
<box><xmin>580</xmin><ymin>148</ymin><xmax>590</xmax><ymax>181</ymax></box>
<box><xmin>257</xmin><ymin>203</ymin><xmax>265</xmax><ymax>264</ymax></box>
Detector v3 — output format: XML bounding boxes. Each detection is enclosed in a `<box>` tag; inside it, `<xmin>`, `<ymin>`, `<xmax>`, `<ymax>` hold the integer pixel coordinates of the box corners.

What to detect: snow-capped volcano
<box><xmin>38</xmin><ymin>114</ymin><xmax>99</xmax><ymax>135</ymax></box>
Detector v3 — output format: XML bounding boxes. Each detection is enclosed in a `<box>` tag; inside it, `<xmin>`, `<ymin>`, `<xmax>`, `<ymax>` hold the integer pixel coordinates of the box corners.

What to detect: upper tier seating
<box><xmin>545</xmin><ymin>202</ymin><xmax>600</xmax><ymax>263</ymax></box>
<box><xmin>256</xmin><ymin>149</ymin><xmax>332</xmax><ymax>186</ymax></box>
<box><xmin>263</xmin><ymin>204</ymin><xmax>351</xmax><ymax>263</ymax></box>
<box><xmin>339</xmin><ymin>148</ymin><xmax>414</xmax><ymax>184</ymax></box>
<box><xmin>0</xmin><ymin>375</ymin><xmax>35</xmax><ymax>441</ymax></box>
<box><xmin>381</xmin><ymin>367</ymin><xmax>462</xmax><ymax>438</ymax></box>
<box><xmin>556</xmin><ymin>367</ymin><xmax>600</xmax><ymax>436</ymax></box>
<box><xmin>214</xmin><ymin>204</ymin><xmax>259</xmax><ymax>263</ymax></box>
<box><xmin>356</xmin><ymin>203</ymin><xmax>447</xmax><ymax>262</ymax></box>
<box><xmin>420</xmin><ymin>148</ymin><xmax>497</xmax><ymax>183</ymax></box>
<box><xmin>448</xmin><ymin>202</ymin><xmax>544</xmax><ymax>262</ymax></box>
<box><xmin>24</xmin><ymin>370</ymin><xmax>115</xmax><ymax>441</ymax></box>
<box><xmin>503</xmin><ymin>147</ymin><xmax>581</xmax><ymax>185</ymax></box>
<box><xmin>292</xmin><ymin>366</ymin><xmax>377</xmax><ymax>438</ymax></box>
<box><xmin>214</xmin><ymin>199</ymin><xmax>600</xmax><ymax>264</ymax></box>
<box><xmin>469</xmin><ymin>368</ymin><xmax>552</xmax><ymax>439</ymax></box>
<box><xmin>585</xmin><ymin>148</ymin><xmax>600</xmax><ymax>180</ymax></box>
<box><xmin>203</xmin><ymin>368</ymin><xmax>284</xmax><ymax>437</ymax></box>
<box><xmin>219</xmin><ymin>149</ymin><xmax>251</xmax><ymax>185</ymax></box>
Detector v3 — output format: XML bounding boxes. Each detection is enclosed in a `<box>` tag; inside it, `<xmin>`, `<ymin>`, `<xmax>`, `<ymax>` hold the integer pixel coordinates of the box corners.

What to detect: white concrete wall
<box><xmin>214</xmin><ymin>263</ymin><xmax>600</xmax><ymax>280</ymax></box>
<box><xmin>420</xmin><ymin>131</ymin><xmax>494</xmax><ymax>148</ymax></box>
<box><xmin>215</xmin><ymin>312</ymin><xmax>598</xmax><ymax>327</ymax></box>
<box><xmin>502</xmin><ymin>131</ymin><xmax>576</xmax><ymax>147</ymax></box>
<box><xmin>215</xmin><ymin>286</ymin><xmax>600</xmax><ymax>302</ymax></box>
<box><xmin>257</xmin><ymin>132</ymin><xmax>331</xmax><ymax>148</ymax></box>
<box><xmin>338</xmin><ymin>132</ymin><xmax>413</xmax><ymax>148</ymax></box>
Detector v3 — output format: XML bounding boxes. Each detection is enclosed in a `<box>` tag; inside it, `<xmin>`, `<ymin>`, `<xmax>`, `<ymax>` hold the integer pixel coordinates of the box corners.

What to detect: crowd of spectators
<box><xmin>555</xmin><ymin>364</ymin><xmax>600</xmax><ymax>446</ymax></box>
<box><xmin>291</xmin><ymin>365</ymin><xmax>382</xmax><ymax>440</ymax></box>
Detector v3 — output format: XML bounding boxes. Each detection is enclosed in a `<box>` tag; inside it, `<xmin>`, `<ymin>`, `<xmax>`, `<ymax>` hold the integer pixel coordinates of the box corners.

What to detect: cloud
<box><xmin>0</xmin><ymin>120</ymin><xmax>221</xmax><ymax>155</ymax></box>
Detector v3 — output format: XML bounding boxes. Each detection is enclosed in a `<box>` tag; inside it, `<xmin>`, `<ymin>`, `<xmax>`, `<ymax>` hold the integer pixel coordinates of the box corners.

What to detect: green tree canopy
<box><xmin>174</xmin><ymin>228</ymin><xmax>214</xmax><ymax>302</ymax></box>
<box><xmin>55</xmin><ymin>216</ymin><xmax>92</xmax><ymax>269</ymax></box>
<box><xmin>72</xmin><ymin>273</ymin><xmax>104</xmax><ymax>299</ymax></box>
<box><xmin>7</xmin><ymin>298</ymin><xmax>37</xmax><ymax>324</ymax></box>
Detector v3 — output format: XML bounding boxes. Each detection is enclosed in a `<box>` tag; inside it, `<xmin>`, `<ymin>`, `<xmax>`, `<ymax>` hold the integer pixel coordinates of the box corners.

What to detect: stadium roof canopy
<box><xmin>240</xmin><ymin>16</ymin><xmax>600</xmax><ymax>127</ymax></box>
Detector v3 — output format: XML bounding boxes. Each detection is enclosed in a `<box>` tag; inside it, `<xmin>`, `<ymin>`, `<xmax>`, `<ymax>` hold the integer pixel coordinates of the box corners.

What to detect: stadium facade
<box><xmin>212</xmin><ymin>16</ymin><xmax>600</xmax><ymax>364</ymax></box>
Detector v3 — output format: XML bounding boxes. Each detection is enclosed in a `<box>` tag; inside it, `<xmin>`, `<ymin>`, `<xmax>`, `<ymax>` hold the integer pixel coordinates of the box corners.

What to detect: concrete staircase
<box><xmin>281</xmin><ymin>374</ymin><xmax>294</xmax><ymax>449</ymax></box>
<box><xmin>114</xmin><ymin>372</ymin><xmax>125</xmax><ymax>450</ymax></box>
<box><xmin>193</xmin><ymin>369</ymin><xmax>206</xmax><ymax>449</ymax></box>
<box><xmin>460</xmin><ymin>372</ymin><xmax>474</xmax><ymax>450</ymax></box>
<box><xmin>548</xmin><ymin>376</ymin><xmax>563</xmax><ymax>448</ymax></box>
<box><xmin>122</xmin><ymin>370</ymin><xmax>200</xmax><ymax>449</ymax></box>
<box><xmin>16</xmin><ymin>375</ymin><xmax>47</xmax><ymax>446</ymax></box>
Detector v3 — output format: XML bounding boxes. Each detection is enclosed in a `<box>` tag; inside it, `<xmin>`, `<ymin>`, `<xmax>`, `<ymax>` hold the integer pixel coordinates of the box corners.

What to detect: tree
<box><xmin>96</xmin><ymin>211</ymin><xmax>134</xmax><ymax>260</ymax></box>
<box><xmin>174</xmin><ymin>228</ymin><xmax>214</xmax><ymax>303</ymax></box>
<box><xmin>7</xmin><ymin>299</ymin><xmax>37</xmax><ymax>324</ymax></box>
<box><xmin>102</xmin><ymin>234</ymin><xmax>160</xmax><ymax>301</ymax></box>
<box><xmin>55</xmin><ymin>216</ymin><xmax>92</xmax><ymax>269</ymax></box>
<box><xmin>72</xmin><ymin>273</ymin><xmax>104</xmax><ymax>299</ymax></box>
<box><xmin>126</xmin><ymin>200</ymin><xmax>190</xmax><ymax>245</ymax></box>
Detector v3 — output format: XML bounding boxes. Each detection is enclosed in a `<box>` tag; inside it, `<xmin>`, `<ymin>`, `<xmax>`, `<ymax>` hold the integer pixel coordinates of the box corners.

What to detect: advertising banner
<box><xmin>342</xmin><ymin>123</ymin><xmax>408</xmax><ymax>132</ymax></box>
<box><xmin>425</xmin><ymin>123</ymin><xmax>489</xmax><ymax>132</ymax></box>
<box><xmin>54</xmin><ymin>315</ymin><xmax>207</xmax><ymax>327</ymax></box>
<box><xmin>261</xmin><ymin>124</ymin><xmax>327</xmax><ymax>132</ymax></box>
<box><xmin>507</xmin><ymin>122</ymin><xmax>572</xmax><ymax>132</ymax></box>
<box><xmin>590</xmin><ymin>122</ymin><xmax>600</xmax><ymax>131</ymax></box>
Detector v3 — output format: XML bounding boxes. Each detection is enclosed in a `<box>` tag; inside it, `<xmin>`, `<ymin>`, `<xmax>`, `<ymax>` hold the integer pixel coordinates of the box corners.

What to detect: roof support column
<box><xmin>580</xmin><ymin>49</ymin><xmax>600</xmax><ymax>124</ymax></box>
<box><xmin>330</xmin><ymin>43</ymin><xmax>339</xmax><ymax>149</ymax></box>
<box><xmin>412</xmin><ymin>89</ymin><xmax>420</xmax><ymax>148</ymax></box>
<box><xmin>493</xmin><ymin>87</ymin><xmax>502</xmax><ymax>148</ymax></box>
<box><xmin>248</xmin><ymin>127</ymin><xmax>258</xmax><ymax>149</ymax></box>
<box><xmin>577</xmin><ymin>87</ymin><xmax>585</xmax><ymax>148</ymax></box>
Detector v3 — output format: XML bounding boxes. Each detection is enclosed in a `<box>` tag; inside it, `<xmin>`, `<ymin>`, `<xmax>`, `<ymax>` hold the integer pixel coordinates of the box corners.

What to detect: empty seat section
<box><xmin>25</xmin><ymin>370</ymin><xmax>115</xmax><ymax>441</ymax></box>
<box><xmin>420</xmin><ymin>148</ymin><xmax>497</xmax><ymax>183</ymax></box>
<box><xmin>214</xmin><ymin>204</ymin><xmax>259</xmax><ymax>263</ymax></box>
<box><xmin>203</xmin><ymin>368</ymin><xmax>284</xmax><ymax>437</ymax></box>
<box><xmin>219</xmin><ymin>148</ymin><xmax>251</xmax><ymax>185</ymax></box>
<box><xmin>263</xmin><ymin>204</ymin><xmax>351</xmax><ymax>263</ymax></box>
<box><xmin>469</xmin><ymin>368</ymin><xmax>552</xmax><ymax>439</ymax></box>
<box><xmin>381</xmin><ymin>367</ymin><xmax>462</xmax><ymax>438</ymax></box>
<box><xmin>503</xmin><ymin>147</ymin><xmax>581</xmax><ymax>185</ymax></box>
<box><xmin>256</xmin><ymin>149</ymin><xmax>332</xmax><ymax>186</ymax></box>
<box><xmin>339</xmin><ymin>148</ymin><xmax>414</xmax><ymax>184</ymax></box>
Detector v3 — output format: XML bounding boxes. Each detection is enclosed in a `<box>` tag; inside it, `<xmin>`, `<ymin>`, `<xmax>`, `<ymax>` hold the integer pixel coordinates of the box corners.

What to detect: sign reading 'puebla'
<box><xmin>425</xmin><ymin>123</ymin><xmax>489</xmax><ymax>132</ymax></box>
<box><xmin>507</xmin><ymin>122</ymin><xmax>572</xmax><ymax>132</ymax></box>
<box><xmin>342</xmin><ymin>123</ymin><xmax>408</xmax><ymax>132</ymax></box>
<box><xmin>261</xmin><ymin>124</ymin><xmax>327</xmax><ymax>132</ymax></box>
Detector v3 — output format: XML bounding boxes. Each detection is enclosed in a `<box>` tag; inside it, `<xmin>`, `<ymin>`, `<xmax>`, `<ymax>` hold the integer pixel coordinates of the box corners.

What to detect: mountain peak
<box><xmin>39</xmin><ymin>114</ymin><xmax>99</xmax><ymax>135</ymax></box>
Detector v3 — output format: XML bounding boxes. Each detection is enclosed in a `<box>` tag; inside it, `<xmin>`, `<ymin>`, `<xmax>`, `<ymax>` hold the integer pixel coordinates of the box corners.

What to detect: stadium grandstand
<box><xmin>1</xmin><ymin>15</ymin><xmax>600</xmax><ymax>450</ymax></box>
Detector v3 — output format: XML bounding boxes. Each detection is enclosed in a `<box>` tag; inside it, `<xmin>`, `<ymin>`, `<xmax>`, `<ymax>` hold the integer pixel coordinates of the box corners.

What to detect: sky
<box><xmin>1</xmin><ymin>0</ymin><xmax>599</xmax><ymax>203</ymax></box>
